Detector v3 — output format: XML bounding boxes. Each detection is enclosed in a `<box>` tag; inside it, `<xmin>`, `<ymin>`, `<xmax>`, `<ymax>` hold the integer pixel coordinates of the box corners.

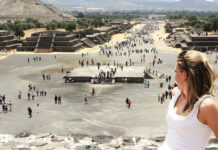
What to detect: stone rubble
<box><xmin>0</xmin><ymin>132</ymin><xmax>217</xmax><ymax>150</ymax></box>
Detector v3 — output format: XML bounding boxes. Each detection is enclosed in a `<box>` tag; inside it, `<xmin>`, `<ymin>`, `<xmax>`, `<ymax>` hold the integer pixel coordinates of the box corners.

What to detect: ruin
<box><xmin>17</xmin><ymin>31</ymin><xmax>83</xmax><ymax>52</ymax></box>
<box><xmin>165</xmin><ymin>23</ymin><xmax>218</xmax><ymax>52</ymax></box>
<box><xmin>0</xmin><ymin>0</ymin><xmax>75</xmax><ymax>23</ymax></box>
<box><xmin>63</xmin><ymin>66</ymin><xmax>153</xmax><ymax>84</ymax></box>
<box><xmin>181</xmin><ymin>35</ymin><xmax>218</xmax><ymax>51</ymax></box>
<box><xmin>17</xmin><ymin>23</ymin><xmax>133</xmax><ymax>52</ymax></box>
<box><xmin>0</xmin><ymin>30</ymin><xmax>21</xmax><ymax>50</ymax></box>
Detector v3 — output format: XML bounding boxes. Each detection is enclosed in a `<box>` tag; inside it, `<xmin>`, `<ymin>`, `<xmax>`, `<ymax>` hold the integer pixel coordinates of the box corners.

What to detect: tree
<box><xmin>78</xmin><ymin>12</ymin><xmax>84</xmax><ymax>18</ymax></box>
<box><xmin>91</xmin><ymin>17</ymin><xmax>105</xmax><ymax>27</ymax></box>
<box><xmin>209</xmin><ymin>14</ymin><xmax>216</xmax><ymax>19</ymax></box>
<box><xmin>26</xmin><ymin>22</ymin><xmax>36</xmax><ymax>29</ymax></box>
<box><xmin>6</xmin><ymin>20</ymin><xmax>14</xmax><ymax>31</ymax></box>
<box><xmin>77</xmin><ymin>19</ymin><xmax>90</xmax><ymax>28</ymax></box>
<box><xmin>65</xmin><ymin>22</ymin><xmax>76</xmax><ymax>32</ymax></box>
<box><xmin>210</xmin><ymin>18</ymin><xmax>218</xmax><ymax>32</ymax></box>
<box><xmin>190</xmin><ymin>20</ymin><xmax>200</xmax><ymax>26</ymax></box>
<box><xmin>187</xmin><ymin>15</ymin><xmax>197</xmax><ymax>22</ymax></box>
<box><xmin>14</xmin><ymin>23</ymin><xmax>25</xmax><ymax>39</ymax></box>
<box><xmin>194</xmin><ymin>23</ymin><xmax>201</xmax><ymax>29</ymax></box>
<box><xmin>50</xmin><ymin>22</ymin><xmax>57</xmax><ymax>30</ymax></box>
<box><xmin>203</xmin><ymin>22</ymin><xmax>213</xmax><ymax>32</ymax></box>
<box><xmin>46</xmin><ymin>24</ymin><xmax>50</xmax><ymax>30</ymax></box>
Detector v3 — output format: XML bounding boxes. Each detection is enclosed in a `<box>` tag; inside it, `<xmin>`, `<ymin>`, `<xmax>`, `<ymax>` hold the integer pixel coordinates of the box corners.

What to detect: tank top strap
<box><xmin>193</xmin><ymin>94</ymin><xmax>213</xmax><ymax>115</ymax></box>
<box><xmin>195</xmin><ymin>95</ymin><xmax>213</xmax><ymax>107</ymax></box>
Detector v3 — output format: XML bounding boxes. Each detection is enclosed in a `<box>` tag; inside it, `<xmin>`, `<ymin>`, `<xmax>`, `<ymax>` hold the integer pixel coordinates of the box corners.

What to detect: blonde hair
<box><xmin>177</xmin><ymin>50</ymin><xmax>217</xmax><ymax>114</ymax></box>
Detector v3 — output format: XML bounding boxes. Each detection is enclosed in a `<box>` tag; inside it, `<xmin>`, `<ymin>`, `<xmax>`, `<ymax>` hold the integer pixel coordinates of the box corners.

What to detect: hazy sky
<box><xmin>42</xmin><ymin>0</ymin><xmax>214</xmax><ymax>2</ymax></box>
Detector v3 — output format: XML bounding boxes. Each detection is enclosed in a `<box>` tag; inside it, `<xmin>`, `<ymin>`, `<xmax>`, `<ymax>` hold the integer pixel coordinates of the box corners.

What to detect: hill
<box><xmin>0</xmin><ymin>0</ymin><xmax>75</xmax><ymax>23</ymax></box>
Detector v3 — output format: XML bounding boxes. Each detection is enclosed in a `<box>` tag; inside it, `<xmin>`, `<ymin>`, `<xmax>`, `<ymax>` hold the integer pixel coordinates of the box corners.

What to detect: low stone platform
<box><xmin>63</xmin><ymin>66</ymin><xmax>153</xmax><ymax>83</ymax></box>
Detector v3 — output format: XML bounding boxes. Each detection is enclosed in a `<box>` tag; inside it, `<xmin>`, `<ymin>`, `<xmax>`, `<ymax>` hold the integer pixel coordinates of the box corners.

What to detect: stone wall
<box><xmin>0</xmin><ymin>30</ymin><xmax>21</xmax><ymax>49</ymax></box>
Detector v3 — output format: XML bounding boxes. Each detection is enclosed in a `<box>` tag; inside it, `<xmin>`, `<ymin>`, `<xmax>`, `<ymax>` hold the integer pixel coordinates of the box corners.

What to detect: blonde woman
<box><xmin>159</xmin><ymin>50</ymin><xmax>218</xmax><ymax>150</ymax></box>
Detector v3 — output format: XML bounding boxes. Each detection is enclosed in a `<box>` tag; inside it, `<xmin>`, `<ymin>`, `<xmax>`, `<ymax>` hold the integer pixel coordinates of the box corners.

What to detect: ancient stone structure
<box><xmin>18</xmin><ymin>23</ymin><xmax>133</xmax><ymax>52</ymax></box>
<box><xmin>0</xmin><ymin>30</ymin><xmax>21</xmax><ymax>50</ymax></box>
<box><xmin>165</xmin><ymin>23</ymin><xmax>218</xmax><ymax>52</ymax></box>
<box><xmin>0</xmin><ymin>0</ymin><xmax>75</xmax><ymax>23</ymax></box>
<box><xmin>17</xmin><ymin>31</ymin><xmax>83</xmax><ymax>52</ymax></box>
<box><xmin>181</xmin><ymin>35</ymin><xmax>218</xmax><ymax>51</ymax></box>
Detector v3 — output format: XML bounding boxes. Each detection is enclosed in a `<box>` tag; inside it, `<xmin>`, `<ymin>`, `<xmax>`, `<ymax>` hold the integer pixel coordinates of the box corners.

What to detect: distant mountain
<box><xmin>41</xmin><ymin>0</ymin><xmax>218</xmax><ymax>10</ymax></box>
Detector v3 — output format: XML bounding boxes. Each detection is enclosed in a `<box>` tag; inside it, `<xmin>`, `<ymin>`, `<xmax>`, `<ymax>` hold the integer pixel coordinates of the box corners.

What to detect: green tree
<box><xmin>46</xmin><ymin>24</ymin><xmax>50</xmax><ymax>30</ymax></box>
<box><xmin>78</xmin><ymin>12</ymin><xmax>84</xmax><ymax>18</ymax></box>
<box><xmin>50</xmin><ymin>22</ymin><xmax>57</xmax><ymax>30</ymax></box>
<box><xmin>190</xmin><ymin>20</ymin><xmax>200</xmax><ymax>26</ymax></box>
<box><xmin>26</xmin><ymin>22</ymin><xmax>36</xmax><ymax>29</ymax></box>
<box><xmin>203</xmin><ymin>22</ymin><xmax>213</xmax><ymax>32</ymax></box>
<box><xmin>194</xmin><ymin>23</ymin><xmax>201</xmax><ymax>29</ymax></box>
<box><xmin>209</xmin><ymin>14</ymin><xmax>216</xmax><ymax>19</ymax></box>
<box><xmin>77</xmin><ymin>19</ymin><xmax>90</xmax><ymax>28</ymax></box>
<box><xmin>187</xmin><ymin>15</ymin><xmax>197</xmax><ymax>22</ymax></box>
<box><xmin>14</xmin><ymin>23</ymin><xmax>25</xmax><ymax>39</ymax></box>
<box><xmin>91</xmin><ymin>17</ymin><xmax>105</xmax><ymax>27</ymax></box>
<box><xmin>65</xmin><ymin>22</ymin><xmax>76</xmax><ymax>32</ymax></box>
<box><xmin>210</xmin><ymin>18</ymin><xmax>218</xmax><ymax>32</ymax></box>
<box><xmin>6</xmin><ymin>20</ymin><xmax>14</xmax><ymax>31</ymax></box>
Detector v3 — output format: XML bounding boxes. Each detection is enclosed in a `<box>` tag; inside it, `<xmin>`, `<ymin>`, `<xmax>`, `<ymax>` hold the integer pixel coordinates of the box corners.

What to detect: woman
<box><xmin>159</xmin><ymin>50</ymin><xmax>218</xmax><ymax>150</ymax></box>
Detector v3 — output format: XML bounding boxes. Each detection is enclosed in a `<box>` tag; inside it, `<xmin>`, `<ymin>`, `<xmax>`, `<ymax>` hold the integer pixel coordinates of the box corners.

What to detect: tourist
<box><xmin>8</xmin><ymin>101</ymin><xmax>12</xmax><ymax>111</ymax></box>
<box><xmin>159</xmin><ymin>50</ymin><xmax>218</xmax><ymax>150</ymax></box>
<box><xmin>2</xmin><ymin>94</ymin><xmax>5</xmax><ymax>103</ymax></box>
<box><xmin>32</xmin><ymin>92</ymin><xmax>34</xmax><ymax>100</ymax></box>
<box><xmin>84</xmin><ymin>94</ymin><xmax>87</xmax><ymax>104</ymax></box>
<box><xmin>42</xmin><ymin>74</ymin><xmax>45</xmax><ymax>80</ymax></box>
<box><xmin>27</xmin><ymin>107</ymin><xmax>32</xmax><ymax>118</ymax></box>
<box><xmin>126</xmin><ymin>97</ymin><xmax>129</xmax><ymax>105</ymax></box>
<box><xmin>44</xmin><ymin>88</ymin><xmax>47</xmax><ymax>96</ymax></box>
<box><xmin>91</xmin><ymin>88</ymin><xmax>95</xmax><ymax>96</ymax></box>
<box><xmin>36</xmin><ymin>104</ymin><xmax>39</xmax><ymax>113</ymax></box>
<box><xmin>127</xmin><ymin>99</ymin><xmax>131</xmax><ymax>109</ymax></box>
<box><xmin>18</xmin><ymin>90</ymin><xmax>21</xmax><ymax>99</ymax></box>
<box><xmin>36</xmin><ymin>88</ymin><xmax>39</xmax><ymax>96</ymax></box>
<box><xmin>58</xmin><ymin>95</ymin><xmax>61</xmax><ymax>104</ymax></box>
<box><xmin>27</xmin><ymin>92</ymin><xmax>30</xmax><ymax>100</ymax></box>
<box><xmin>54</xmin><ymin>95</ymin><xmax>57</xmax><ymax>104</ymax></box>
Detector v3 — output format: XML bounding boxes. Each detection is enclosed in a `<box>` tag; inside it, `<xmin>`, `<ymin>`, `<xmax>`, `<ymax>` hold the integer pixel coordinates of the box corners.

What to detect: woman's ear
<box><xmin>182</xmin><ymin>71</ymin><xmax>188</xmax><ymax>80</ymax></box>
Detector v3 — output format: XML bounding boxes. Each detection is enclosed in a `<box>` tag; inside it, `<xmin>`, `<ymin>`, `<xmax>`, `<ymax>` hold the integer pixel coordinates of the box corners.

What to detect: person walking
<box><xmin>36</xmin><ymin>104</ymin><xmax>39</xmax><ymax>113</ymax></box>
<box><xmin>58</xmin><ymin>95</ymin><xmax>61</xmax><ymax>104</ymax></box>
<box><xmin>54</xmin><ymin>95</ymin><xmax>58</xmax><ymax>104</ymax></box>
<box><xmin>28</xmin><ymin>107</ymin><xmax>32</xmax><ymax>118</ymax></box>
<box><xmin>27</xmin><ymin>92</ymin><xmax>30</xmax><ymax>100</ymax></box>
<box><xmin>8</xmin><ymin>101</ymin><xmax>12</xmax><ymax>111</ymax></box>
<box><xmin>84</xmin><ymin>94</ymin><xmax>87</xmax><ymax>104</ymax></box>
<box><xmin>18</xmin><ymin>90</ymin><xmax>22</xmax><ymax>99</ymax></box>
<box><xmin>126</xmin><ymin>97</ymin><xmax>129</xmax><ymax>105</ymax></box>
<box><xmin>127</xmin><ymin>99</ymin><xmax>131</xmax><ymax>109</ymax></box>
<box><xmin>32</xmin><ymin>92</ymin><xmax>34</xmax><ymax>100</ymax></box>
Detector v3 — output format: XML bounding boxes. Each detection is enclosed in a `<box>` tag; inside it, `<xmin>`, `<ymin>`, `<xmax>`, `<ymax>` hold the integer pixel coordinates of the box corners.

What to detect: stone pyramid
<box><xmin>0</xmin><ymin>0</ymin><xmax>75</xmax><ymax>23</ymax></box>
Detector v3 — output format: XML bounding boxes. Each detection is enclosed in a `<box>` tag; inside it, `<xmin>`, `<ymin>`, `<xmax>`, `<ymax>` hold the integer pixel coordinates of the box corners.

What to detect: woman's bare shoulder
<box><xmin>200</xmin><ymin>98</ymin><xmax>218</xmax><ymax>112</ymax></box>
<box><xmin>199</xmin><ymin>97</ymin><xmax>218</xmax><ymax>140</ymax></box>
<box><xmin>172</xmin><ymin>87</ymin><xmax>179</xmax><ymax>96</ymax></box>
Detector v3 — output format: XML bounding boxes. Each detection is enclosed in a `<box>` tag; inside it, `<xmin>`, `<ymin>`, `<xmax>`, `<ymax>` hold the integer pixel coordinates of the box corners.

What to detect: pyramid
<box><xmin>0</xmin><ymin>0</ymin><xmax>75</xmax><ymax>23</ymax></box>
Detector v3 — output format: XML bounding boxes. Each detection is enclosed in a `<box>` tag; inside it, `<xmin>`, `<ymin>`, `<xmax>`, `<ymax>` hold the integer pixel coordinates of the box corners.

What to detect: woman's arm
<box><xmin>199</xmin><ymin>98</ymin><xmax>218</xmax><ymax>140</ymax></box>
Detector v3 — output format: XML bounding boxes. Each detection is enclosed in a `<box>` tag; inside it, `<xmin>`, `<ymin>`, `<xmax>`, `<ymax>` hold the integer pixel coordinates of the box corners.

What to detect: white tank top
<box><xmin>159</xmin><ymin>89</ymin><xmax>212</xmax><ymax>150</ymax></box>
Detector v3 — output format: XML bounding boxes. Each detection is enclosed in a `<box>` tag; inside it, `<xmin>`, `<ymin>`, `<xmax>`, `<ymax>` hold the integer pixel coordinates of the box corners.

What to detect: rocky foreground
<box><xmin>0</xmin><ymin>132</ymin><xmax>218</xmax><ymax>150</ymax></box>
